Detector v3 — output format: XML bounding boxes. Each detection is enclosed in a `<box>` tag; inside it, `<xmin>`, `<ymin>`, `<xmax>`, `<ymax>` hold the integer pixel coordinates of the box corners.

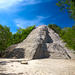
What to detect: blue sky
<box><xmin>0</xmin><ymin>0</ymin><xmax>74</xmax><ymax>33</ymax></box>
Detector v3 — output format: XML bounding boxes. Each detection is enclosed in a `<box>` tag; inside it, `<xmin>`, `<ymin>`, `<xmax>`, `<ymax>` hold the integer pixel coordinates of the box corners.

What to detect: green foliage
<box><xmin>0</xmin><ymin>24</ymin><xmax>12</xmax><ymax>51</ymax></box>
<box><xmin>48</xmin><ymin>24</ymin><xmax>61</xmax><ymax>34</ymax></box>
<box><xmin>56</xmin><ymin>0</ymin><xmax>75</xmax><ymax>49</ymax></box>
<box><xmin>72</xmin><ymin>25</ymin><xmax>75</xmax><ymax>30</ymax></box>
<box><xmin>0</xmin><ymin>25</ymin><xmax>35</xmax><ymax>53</ymax></box>
<box><xmin>56</xmin><ymin>0</ymin><xmax>75</xmax><ymax>20</ymax></box>
<box><xmin>60</xmin><ymin>27</ymin><xmax>75</xmax><ymax>50</ymax></box>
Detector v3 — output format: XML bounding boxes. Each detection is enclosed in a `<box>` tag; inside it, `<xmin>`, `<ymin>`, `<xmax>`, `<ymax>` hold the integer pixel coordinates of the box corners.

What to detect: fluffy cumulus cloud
<box><xmin>15</xmin><ymin>16</ymin><xmax>49</xmax><ymax>28</ymax></box>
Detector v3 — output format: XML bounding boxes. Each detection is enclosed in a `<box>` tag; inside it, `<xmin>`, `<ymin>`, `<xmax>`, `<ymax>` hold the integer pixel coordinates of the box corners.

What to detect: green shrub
<box><xmin>0</xmin><ymin>25</ymin><xmax>35</xmax><ymax>53</ymax></box>
<box><xmin>60</xmin><ymin>27</ymin><xmax>75</xmax><ymax>50</ymax></box>
<box><xmin>0</xmin><ymin>24</ymin><xmax>12</xmax><ymax>54</ymax></box>
<box><xmin>48</xmin><ymin>24</ymin><xmax>61</xmax><ymax>34</ymax></box>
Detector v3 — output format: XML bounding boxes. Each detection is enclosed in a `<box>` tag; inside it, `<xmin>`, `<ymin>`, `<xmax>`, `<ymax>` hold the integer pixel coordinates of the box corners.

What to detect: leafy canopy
<box><xmin>56</xmin><ymin>0</ymin><xmax>75</xmax><ymax>20</ymax></box>
<box><xmin>0</xmin><ymin>24</ymin><xmax>35</xmax><ymax>53</ymax></box>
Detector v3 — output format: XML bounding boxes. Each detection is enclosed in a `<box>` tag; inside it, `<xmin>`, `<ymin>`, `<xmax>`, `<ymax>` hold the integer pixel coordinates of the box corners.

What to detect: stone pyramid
<box><xmin>5</xmin><ymin>25</ymin><xmax>71</xmax><ymax>59</ymax></box>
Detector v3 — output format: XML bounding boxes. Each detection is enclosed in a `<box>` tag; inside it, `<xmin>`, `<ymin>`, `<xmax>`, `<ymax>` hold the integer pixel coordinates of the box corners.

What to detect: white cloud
<box><xmin>21</xmin><ymin>0</ymin><xmax>52</xmax><ymax>6</ymax></box>
<box><xmin>0</xmin><ymin>0</ymin><xmax>52</xmax><ymax>10</ymax></box>
<box><xmin>0</xmin><ymin>0</ymin><xmax>23</xmax><ymax>10</ymax></box>
<box><xmin>22</xmin><ymin>0</ymin><xmax>40</xmax><ymax>5</ymax></box>
<box><xmin>15</xmin><ymin>16</ymin><xmax>49</xmax><ymax>28</ymax></box>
